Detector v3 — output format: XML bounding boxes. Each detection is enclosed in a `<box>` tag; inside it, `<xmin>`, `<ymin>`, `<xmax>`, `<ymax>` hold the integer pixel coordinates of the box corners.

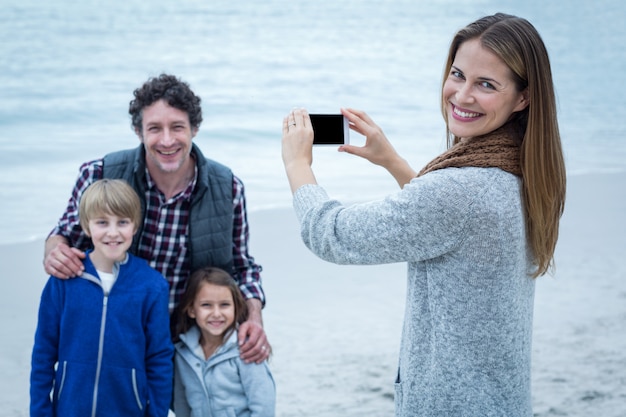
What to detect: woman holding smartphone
<box><xmin>281</xmin><ymin>13</ymin><xmax>565</xmax><ymax>417</ymax></box>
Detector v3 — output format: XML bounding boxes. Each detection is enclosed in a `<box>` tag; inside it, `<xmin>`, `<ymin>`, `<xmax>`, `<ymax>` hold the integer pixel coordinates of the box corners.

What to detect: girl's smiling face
<box><xmin>443</xmin><ymin>38</ymin><xmax>529</xmax><ymax>140</ymax></box>
<box><xmin>188</xmin><ymin>283</ymin><xmax>235</xmax><ymax>344</ymax></box>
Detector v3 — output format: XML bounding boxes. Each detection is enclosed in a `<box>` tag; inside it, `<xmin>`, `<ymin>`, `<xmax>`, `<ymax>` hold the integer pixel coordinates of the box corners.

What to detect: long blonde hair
<box><xmin>441</xmin><ymin>14</ymin><xmax>566</xmax><ymax>277</ymax></box>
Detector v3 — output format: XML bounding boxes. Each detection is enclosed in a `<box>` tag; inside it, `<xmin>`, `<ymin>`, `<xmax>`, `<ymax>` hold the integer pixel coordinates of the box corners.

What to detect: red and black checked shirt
<box><xmin>49</xmin><ymin>159</ymin><xmax>264</xmax><ymax>312</ymax></box>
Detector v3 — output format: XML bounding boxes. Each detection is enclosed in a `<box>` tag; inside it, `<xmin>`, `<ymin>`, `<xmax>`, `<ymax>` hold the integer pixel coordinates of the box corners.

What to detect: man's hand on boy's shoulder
<box><xmin>44</xmin><ymin>235</ymin><xmax>86</xmax><ymax>279</ymax></box>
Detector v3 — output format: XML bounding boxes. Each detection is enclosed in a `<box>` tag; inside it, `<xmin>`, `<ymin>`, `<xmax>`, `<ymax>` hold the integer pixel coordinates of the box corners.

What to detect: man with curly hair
<box><xmin>43</xmin><ymin>74</ymin><xmax>270</xmax><ymax>364</ymax></box>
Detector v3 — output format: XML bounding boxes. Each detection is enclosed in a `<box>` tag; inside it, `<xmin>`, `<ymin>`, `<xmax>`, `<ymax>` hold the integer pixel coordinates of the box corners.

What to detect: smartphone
<box><xmin>310</xmin><ymin>114</ymin><xmax>350</xmax><ymax>146</ymax></box>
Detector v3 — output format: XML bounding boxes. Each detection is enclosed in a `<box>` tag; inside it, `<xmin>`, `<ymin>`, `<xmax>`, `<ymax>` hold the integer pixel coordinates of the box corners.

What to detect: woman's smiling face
<box><xmin>443</xmin><ymin>38</ymin><xmax>529</xmax><ymax>140</ymax></box>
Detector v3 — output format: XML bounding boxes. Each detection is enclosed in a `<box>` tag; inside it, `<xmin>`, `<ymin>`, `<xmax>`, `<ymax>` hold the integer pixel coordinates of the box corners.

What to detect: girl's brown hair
<box><xmin>441</xmin><ymin>13</ymin><xmax>566</xmax><ymax>277</ymax></box>
<box><xmin>171</xmin><ymin>267</ymin><xmax>248</xmax><ymax>343</ymax></box>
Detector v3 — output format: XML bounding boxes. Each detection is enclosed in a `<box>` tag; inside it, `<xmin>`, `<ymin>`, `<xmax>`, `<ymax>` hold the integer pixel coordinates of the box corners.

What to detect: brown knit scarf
<box><xmin>417</xmin><ymin>123</ymin><xmax>523</xmax><ymax>178</ymax></box>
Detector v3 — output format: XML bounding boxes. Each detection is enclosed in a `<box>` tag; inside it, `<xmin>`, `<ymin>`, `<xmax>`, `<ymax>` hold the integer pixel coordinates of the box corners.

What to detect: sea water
<box><xmin>1</xmin><ymin>0</ymin><xmax>624</xmax><ymax>244</ymax></box>
<box><xmin>2</xmin><ymin>2</ymin><xmax>626</xmax><ymax>416</ymax></box>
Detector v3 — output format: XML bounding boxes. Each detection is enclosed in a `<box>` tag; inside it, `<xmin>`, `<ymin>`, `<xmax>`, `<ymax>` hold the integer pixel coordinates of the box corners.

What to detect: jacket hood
<box><xmin>78</xmin><ymin>250</ymin><xmax>130</xmax><ymax>289</ymax></box>
<box><xmin>176</xmin><ymin>326</ymin><xmax>240</xmax><ymax>365</ymax></box>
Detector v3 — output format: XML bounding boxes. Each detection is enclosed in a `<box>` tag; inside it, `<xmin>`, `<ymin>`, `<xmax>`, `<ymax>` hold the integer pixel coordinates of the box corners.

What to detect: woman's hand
<box><xmin>282</xmin><ymin>108</ymin><xmax>318</xmax><ymax>193</ymax></box>
<box><xmin>339</xmin><ymin>108</ymin><xmax>417</xmax><ymax>187</ymax></box>
<box><xmin>339</xmin><ymin>108</ymin><xmax>401</xmax><ymax>168</ymax></box>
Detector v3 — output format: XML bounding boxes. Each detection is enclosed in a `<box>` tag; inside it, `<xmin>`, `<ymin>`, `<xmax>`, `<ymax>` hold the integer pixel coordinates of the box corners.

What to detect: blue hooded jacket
<box><xmin>30</xmin><ymin>251</ymin><xmax>174</xmax><ymax>417</ymax></box>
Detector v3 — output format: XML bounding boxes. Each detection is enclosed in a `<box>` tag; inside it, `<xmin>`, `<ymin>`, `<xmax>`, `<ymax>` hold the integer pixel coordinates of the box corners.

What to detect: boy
<box><xmin>30</xmin><ymin>179</ymin><xmax>173</xmax><ymax>417</ymax></box>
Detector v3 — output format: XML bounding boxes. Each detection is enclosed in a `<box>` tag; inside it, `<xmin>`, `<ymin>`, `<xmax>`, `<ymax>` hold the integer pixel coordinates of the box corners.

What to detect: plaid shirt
<box><xmin>49</xmin><ymin>158</ymin><xmax>264</xmax><ymax>311</ymax></box>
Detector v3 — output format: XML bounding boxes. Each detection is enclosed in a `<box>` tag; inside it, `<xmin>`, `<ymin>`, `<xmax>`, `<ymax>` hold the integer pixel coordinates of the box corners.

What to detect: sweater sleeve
<box><xmin>238</xmin><ymin>359</ymin><xmax>276</xmax><ymax>417</ymax></box>
<box><xmin>48</xmin><ymin>159</ymin><xmax>103</xmax><ymax>250</ymax></box>
<box><xmin>30</xmin><ymin>278</ymin><xmax>63</xmax><ymax>417</ymax></box>
<box><xmin>292</xmin><ymin>169</ymin><xmax>476</xmax><ymax>265</ymax></box>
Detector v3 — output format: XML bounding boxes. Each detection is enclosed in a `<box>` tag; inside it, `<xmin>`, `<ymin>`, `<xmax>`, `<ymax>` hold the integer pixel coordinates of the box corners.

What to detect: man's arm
<box><xmin>238</xmin><ymin>298</ymin><xmax>269</xmax><ymax>364</ymax></box>
<box><xmin>232</xmin><ymin>176</ymin><xmax>269</xmax><ymax>363</ymax></box>
<box><xmin>43</xmin><ymin>160</ymin><xmax>102</xmax><ymax>278</ymax></box>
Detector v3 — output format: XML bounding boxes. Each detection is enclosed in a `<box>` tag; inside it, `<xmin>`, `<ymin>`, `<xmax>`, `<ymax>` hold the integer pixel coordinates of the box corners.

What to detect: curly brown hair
<box><xmin>129</xmin><ymin>73</ymin><xmax>203</xmax><ymax>134</ymax></box>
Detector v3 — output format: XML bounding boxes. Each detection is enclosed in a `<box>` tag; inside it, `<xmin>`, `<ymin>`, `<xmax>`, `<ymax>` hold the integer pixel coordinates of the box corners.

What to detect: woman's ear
<box><xmin>514</xmin><ymin>88</ymin><xmax>530</xmax><ymax>112</ymax></box>
<box><xmin>187</xmin><ymin>307</ymin><xmax>196</xmax><ymax>319</ymax></box>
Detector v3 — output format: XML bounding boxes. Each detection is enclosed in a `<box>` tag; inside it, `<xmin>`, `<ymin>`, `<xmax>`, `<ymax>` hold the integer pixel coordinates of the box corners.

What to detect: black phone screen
<box><xmin>310</xmin><ymin>114</ymin><xmax>346</xmax><ymax>145</ymax></box>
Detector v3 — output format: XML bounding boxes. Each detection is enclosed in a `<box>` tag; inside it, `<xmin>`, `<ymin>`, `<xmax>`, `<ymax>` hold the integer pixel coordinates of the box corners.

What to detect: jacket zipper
<box><xmin>91</xmin><ymin>295</ymin><xmax>108</xmax><ymax>417</ymax></box>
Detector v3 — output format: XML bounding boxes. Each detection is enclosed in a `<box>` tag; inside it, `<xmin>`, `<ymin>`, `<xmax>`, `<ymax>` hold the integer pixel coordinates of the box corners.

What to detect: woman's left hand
<box><xmin>282</xmin><ymin>108</ymin><xmax>318</xmax><ymax>193</ymax></box>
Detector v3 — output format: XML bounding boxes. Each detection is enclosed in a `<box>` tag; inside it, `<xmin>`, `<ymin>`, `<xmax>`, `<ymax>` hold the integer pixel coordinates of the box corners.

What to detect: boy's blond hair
<box><xmin>79</xmin><ymin>179</ymin><xmax>142</xmax><ymax>234</ymax></box>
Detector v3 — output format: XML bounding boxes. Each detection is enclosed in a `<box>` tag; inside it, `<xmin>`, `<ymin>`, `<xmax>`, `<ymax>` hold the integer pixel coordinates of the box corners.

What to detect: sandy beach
<box><xmin>2</xmin><ymin>171</ymin><xmax>624</xmax><ymax>417</ymax></box>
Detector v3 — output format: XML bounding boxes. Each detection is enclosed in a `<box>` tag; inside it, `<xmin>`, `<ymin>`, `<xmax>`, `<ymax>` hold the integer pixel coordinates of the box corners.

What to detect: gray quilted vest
<box><xmin>102</xmin><ymin>144</ymin><xmax>234</xmax><ymax>274</ymax></box>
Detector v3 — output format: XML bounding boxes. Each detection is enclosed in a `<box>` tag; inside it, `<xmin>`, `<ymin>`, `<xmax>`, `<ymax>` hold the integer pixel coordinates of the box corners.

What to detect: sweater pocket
<box><xmin>54</xmin><ymin>360</ymin><xmax>97</xmax><ymax>416</ymax></box>
<box><xmin>394</xmin><ymin>369</ymin><xmax>403</xmax><ymax>415</ymax></box>
<box><xmin>52</xmin><ymin>361</ymin><xmax>148</xmax><ymax>416</ymax></box>
<box><xmin>96</xmin><ymin>366</ymin><xmax>149</xmax><ymax>416</ymax></box>
<box><xmin>131</xmin><ymin>368</ymin><xmax>144</xmax><ymax>411</ymax></box>
<box><xmin>56</xmin><ymin>361</ymin><xmax>67</xmax><ymax>399</ymax></box>
<box><xmin>213</xmin><ymin>408</ymin><xmax>237</xmax><ymax>417</ymax></box>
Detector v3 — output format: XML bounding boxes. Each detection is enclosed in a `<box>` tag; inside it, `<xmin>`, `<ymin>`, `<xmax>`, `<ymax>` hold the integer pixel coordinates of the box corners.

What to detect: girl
<box><xmin>281</xmin><ymin>13</ymin><xmax>565</xmax><ymax>417</ymax></box>
<box><xmin>172</xmin><ymin>267</ymin><xmax>276</xmax><ymax>417</ymax></box>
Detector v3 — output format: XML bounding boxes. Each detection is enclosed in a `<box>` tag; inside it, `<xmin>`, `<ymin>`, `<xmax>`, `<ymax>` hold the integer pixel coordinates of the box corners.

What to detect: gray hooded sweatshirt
<box><xmin>174</xmin><ymin>327</ymin><xmax>275</xmax><ymax>417</ymax></box>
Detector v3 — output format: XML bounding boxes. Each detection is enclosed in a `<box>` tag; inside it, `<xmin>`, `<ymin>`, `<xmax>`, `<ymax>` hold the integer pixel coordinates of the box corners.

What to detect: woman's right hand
<box><xmin>339</xmin><ymin>108</ymin><xmax>417</xmax><ymax>187</ymax></box>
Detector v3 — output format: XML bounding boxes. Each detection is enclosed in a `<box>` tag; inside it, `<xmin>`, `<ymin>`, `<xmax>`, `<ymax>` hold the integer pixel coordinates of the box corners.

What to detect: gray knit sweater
<box><xmin>293</xmin><ymin>167</ymin><xmax>535</xmax><ymax>417</ymax></box>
